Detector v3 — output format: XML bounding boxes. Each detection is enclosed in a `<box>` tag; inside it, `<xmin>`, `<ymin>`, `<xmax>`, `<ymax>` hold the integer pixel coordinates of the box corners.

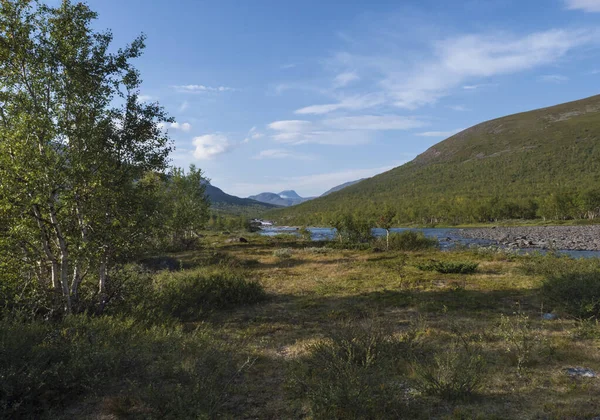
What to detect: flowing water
<box><xmin>259</xmin><ymin>226</ymin><xmax>600</xmax><ymax>259</ymax></box>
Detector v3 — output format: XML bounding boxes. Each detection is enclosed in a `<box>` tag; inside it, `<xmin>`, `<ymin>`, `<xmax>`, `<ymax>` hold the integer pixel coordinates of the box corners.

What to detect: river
<box><xmin>259</xmin><ymin>226</ymin><xmax>600</xmax><ymax>259</ymax></box>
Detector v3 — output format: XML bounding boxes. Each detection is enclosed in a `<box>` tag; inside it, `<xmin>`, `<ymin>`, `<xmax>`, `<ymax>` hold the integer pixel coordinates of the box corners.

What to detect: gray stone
<box><xmin>565</xmin><ymin>367</ymin><xmax>597</xmax><ymax>378</ymax></box>
<box><xmin>542</xmin><ymin>313</ymin><xmax>558</xmax><ymax>320</ymax></box>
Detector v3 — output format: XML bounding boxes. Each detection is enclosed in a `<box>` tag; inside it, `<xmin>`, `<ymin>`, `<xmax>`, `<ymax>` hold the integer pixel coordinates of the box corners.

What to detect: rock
<box><xmin>226</xmin><ymin>237</ymin><xmax>248</xmax><ymax>243</ymax></box>
<box><xmin>565</xmin><ymin>367</ymin><xmax>597</xmax><ymax>378</ymax></box>
<box><xmin>542</xmin><ymin>313</ymin><xmax>558</xmax><ymax>320</ymax></box>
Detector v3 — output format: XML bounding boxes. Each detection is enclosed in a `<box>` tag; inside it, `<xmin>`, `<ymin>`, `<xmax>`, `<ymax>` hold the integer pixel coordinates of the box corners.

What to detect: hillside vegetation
<box><xmin>269</xmin><ymin>95</ymin><xmax>600</xmax><ymax>225</ymax></box>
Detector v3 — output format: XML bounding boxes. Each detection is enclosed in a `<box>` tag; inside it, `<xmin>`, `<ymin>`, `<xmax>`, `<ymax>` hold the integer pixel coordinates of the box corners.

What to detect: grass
<box><xmin>5</xmin><ymin>231</ymin><xmax>600</xmax><ymax>418</ymax></box>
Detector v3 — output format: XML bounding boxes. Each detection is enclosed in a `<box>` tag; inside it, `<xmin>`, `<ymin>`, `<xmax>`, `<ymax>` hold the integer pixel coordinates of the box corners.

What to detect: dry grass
<box><xmin>63</xmin><ymin>232</ymin><xmax>600</xmax><ymax>419</ymax></box>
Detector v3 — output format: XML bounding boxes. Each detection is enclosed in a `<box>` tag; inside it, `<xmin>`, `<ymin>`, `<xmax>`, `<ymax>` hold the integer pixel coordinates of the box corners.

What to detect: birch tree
<box><xmin>0</xmin><ymin>0</ymin><xmax>172</xmax><ymax>313</ymax></box>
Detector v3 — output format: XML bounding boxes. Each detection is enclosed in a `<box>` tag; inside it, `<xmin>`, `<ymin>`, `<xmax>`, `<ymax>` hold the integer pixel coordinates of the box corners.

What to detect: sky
<box><xmin>80</xmin><ymin>0</ymin><xmax>600</xmax><ymax>197</ymax></box>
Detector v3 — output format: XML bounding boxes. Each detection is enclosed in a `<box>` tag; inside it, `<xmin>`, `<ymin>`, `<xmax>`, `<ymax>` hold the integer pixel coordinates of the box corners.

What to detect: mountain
<box><xmin>204</xmin><ymin>184</ymin><xmax>280</xmax><ymax>216</ymax></box>
<box><xmin>249</xmin><ymin>190</ymin><xmax>313</xmax><ymax>207</ymax></box>
<box><xmin>268</xmin><ymin>94</ymin><xmax>600</xmax><ymax>225</ymax></box>
<box><xmin>278</xmin><ymin>190</ymin><xmax>302</xmax><ymax>199</ymax></box>
<box><xmin>320</xmin><ymin>179</ymin><xmax>365</xmax><ymax>197</ymax></box>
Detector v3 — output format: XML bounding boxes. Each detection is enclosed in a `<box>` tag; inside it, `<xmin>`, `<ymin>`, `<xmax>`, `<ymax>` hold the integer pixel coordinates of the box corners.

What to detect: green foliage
<box><xmin>268</xmin><ymin>95</ymin><xmax>600</xmax><ymax>225</ymax></box>
<box><xmin>498</xmin><ymin>313</ymin><xmax>543</xmax><ymax>375</ymax></box>
<box><xmin>417</xmin><ymin>260</ymin><xmax>479</xmax><ymax>274</ymax></box>
<box><xmin>542</xmin><ymin>270</ymin><xmax>600</xmax><ymax>319</ymax></box>
<box><xmin>303</xmin><ymin>247</ymin><xmax>333</xmax><ymax>255</ymax></box>
<box><xmin>273</xmin><ymin>248</ymin><xmax>293</xmax><ymax>259</ymax></box>
<box><xmin>152</xmin><ymin>268</ymin><xmax>267</xmax><ymax>321</ymax></box>
<box><xmin>289</xmin><ymin>319</ymin><xmax>413</xmax><ymax>419</ymax></box>
<box><xmin>0</xmin><ymin>316</ymin><xmax>245</xmax><ymax>419</ymax></box>
<box><xmin>330</xmin><ymin>213</ymin><xmax>373</xmax><ymax>244</ymax></box>
<box><xmin>376</xmin><ymin>231</ymin><xmax>439</xmax><ymax>251</ymax></box>
<box><xmin>412</xmin><ymin>342</ymin><xmax>486</xmax><ymax>401</ymax></box>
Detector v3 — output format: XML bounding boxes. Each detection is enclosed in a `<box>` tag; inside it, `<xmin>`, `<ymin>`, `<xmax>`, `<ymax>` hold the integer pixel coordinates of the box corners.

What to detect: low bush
<box><xmin>417</xmin><ymin>260</ymin><xmax>479</xmax><ymax>274</ymax></box>
<box><xmin>373</xmin><ymin>231</ymin><xmax>439</xmax><ymax>252</ymax></box>
<box><xmin>0</xmin><ymin>316</ymin><xmax>246</xmax><ymax>419</ymax></box>
<box><xmin>303</xmin><ymin>247</ymin><xmax>333</xmax><ymax>255</ymax></box>
<box><xmin>289</xmin><ymin>318</ymin><xmax>414</xmax><ymax>419</ymax></box>
<box><xmin>273</xmin><ymin>248</ymin><xmax>293</xmax><ymax>259</ymax></box>
<box><xmin>498</xmin><ymin>312</ymin><xmax>543</xmax><ymax>375</ymax></box>
<box><xmin>412</xmin><ymin>342</ymin><xmax>486</xmax><ymax>401</ymax></box>
<box><xmin>153</xmin><ymin>268</ymin><xmax>267</xmax><ymax>321</ymax></box>
<box><xmin>541</xmin><ymin>270</ymin><xmax>600</xmax><ymax>319</ymax></box>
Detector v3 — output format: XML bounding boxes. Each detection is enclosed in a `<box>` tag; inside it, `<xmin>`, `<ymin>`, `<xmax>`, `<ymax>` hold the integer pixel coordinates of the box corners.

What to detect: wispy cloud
<box><xmin>173</xmin><ymin>84</ymin><xmax>235</xmax><ymax>93</ymax></box>
<box><xmin>301</xmin><ymin>28</ymin><xmax>598</xmax><ymax>113</ymax></box>
<box><xmin>192</xmin><ymin>134</ymin><xmax>233</xmax><ymax>160</ymax></box>
<box><xmin>462</xmin><ymin>83</ymin><xmax>496</xmax><ymax>90</ymax></box>
<box><xmin>159</xmin><ymin>122</ymin><xmax>192</xmax><ymax>132</ymax></box>
<box><xmin>295</xmin><ymin>93</ymin><xmax>385</xmax><ymax>115</ymax></box>
<box><xmin>416</xmin><ymin>129</ymin><xmax>463</xmax><ymax>137</ymax></box>
<box><xmin>281</xmin><ymin>63</ymin><xmax>297</xmax><ymax>70</ymax></box>
<box><xmin>243</xmin><ymin>126</ymin><xmax>264</xmax><ymax>143</ymax></box>
<box><xmin>179</xmin><ymin>101</ymin><xmax>189</xmax><ymax>112</ymax></box>
<box><xmin>138</xmin><ymin>94</ymin><xmax>154</xmax><ymax>102</ymax></box>
<box><xmin>253</xmin><ymin>148</ymin><xmax>316</xmax><ymax>160</ymax></box>
<box><xmin>448</xmin><ymin>105</ymin><xmax>470</xmax><ymax>111</ymax></box>
<box><xmin>539</xmin><ymin>74</ymin><xmax>570</xmax><ymax>83</ymax></box>
<box><xmin>564</xmin><ymin>0</ymin><xmax>600</xmax><ymax>12</ymax></box>
<box><xmin>267</xmin><ymin>119</ymin><xmax>370</xmax><ymax>146</ymax></box>
<box><xmin>323</xmin><ymin>115</ymin><xmax>427</xmax><ymax>130</ymax></box>
<box><xmin>333</xmin><ymin>71</ymin><xmax>360</xmax><ymax>88</ymax></box>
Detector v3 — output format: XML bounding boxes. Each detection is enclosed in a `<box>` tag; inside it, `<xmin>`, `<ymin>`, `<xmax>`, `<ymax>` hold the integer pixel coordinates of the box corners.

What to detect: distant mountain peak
<box><xmin>278</xmin><ymin>190</ymin><xmax>301</xmax><ymax>199</ymax></box>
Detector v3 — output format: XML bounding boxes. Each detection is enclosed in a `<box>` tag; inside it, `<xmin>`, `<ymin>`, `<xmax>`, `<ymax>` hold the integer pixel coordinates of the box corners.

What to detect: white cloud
<box><xmin>449</xmin><ymin>105</ymin><xmax>469</xmax><ymax>111</ymax></box>
<box><xmin>179</xmin><ymin>101</ymin><xmax>189</xmax><ymax>112</ymax></box>
<box><xmin>138</xmin><ymin>94</ymin><xmax>154</xmax><ymax>102</ymax></box>
<box><xmin>416</xmin><ymin>129</ymin><xmax>463</xmax><ymax>137</ymax></box>
<box><xmin>159</xmin><ymin>122</ymin><xmax>192</xmax><ymax>132</ymax></box>
<box><xmin>320</xmin><ymin>28</ymin><xmax>598</xmax><ymax>112</ymax></box>
<box><xmin>253</xmin><ymin>149</ymin><xmax>315</xmax><ymax>160</ymax></box>
<box><xmin>268</xmin><ymin>120</ymin><xmax>314</xmax><ymax>132</ymax></box>
<box><xmin>243</xmin><ymin>126</ymin><xmax>264</xmax><ymax>143</ymax></box>
<box><xmin>267</xmin><ymin>119</ymin><xmax>371</xmax><ymax>145</ymax></box>
<box><xmin>173</xmin><ymin>84</ymin><xmax>235</xmax><ymax>93</ymax></box>
<box><xmin>324</xmin><ymin>115</ymin><xmax>427</xmax><ymax>130</ymax></box>
<box><xmin>232</xmin><ymin>164</ymin><xmax>398</xmax><ymax>197</ymax></box>
<box><xmin>462</xmin><ymin>84</ymin><xmax>496</xmax><ymax>90</ymax></box>
<box><xmin>565</xmin><ymin>0</ymin><xmax>600</xmax><ymax>12</ymax></box>
<box><xmin>539</xmin><ymin>74</ymin><xmax>570</xmax><ymax>83</ymax></box>
<box><xmin>281</xmin><ymin>63</ymin><xmax>297</xmax><ymax>69</ymax></box>
<box><xmin>333</xmin><ymin>71</ymin><xmax>360</xmax><ymax>88</ymax></box>
<box><xmin>192</xmin><ymin>134</ymin><xmax>233</xmax><ymax>160</ymax></box>
<box><xmin>295</xmin><ymin>93</ymin><xmax>385</xmax><ymax>115</ymax></box>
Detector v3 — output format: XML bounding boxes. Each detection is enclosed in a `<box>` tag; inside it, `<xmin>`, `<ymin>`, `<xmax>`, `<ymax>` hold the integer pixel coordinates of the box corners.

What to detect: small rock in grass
<box><xmin>565</xmin><ymin>367</ymin><xmax>597</xmax><ymax>378</ymax></box>
<box><xmin>542</xmin><ymin>313</ymin><xmax>558</xmax><ymax>320</ymax></box>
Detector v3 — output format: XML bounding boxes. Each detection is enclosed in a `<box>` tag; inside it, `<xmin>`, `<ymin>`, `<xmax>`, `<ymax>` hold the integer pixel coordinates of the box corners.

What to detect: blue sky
<box><xmin>86</xmin><ymin>0</ymin><xmax>600</xmax><ymax>197</ymax></box>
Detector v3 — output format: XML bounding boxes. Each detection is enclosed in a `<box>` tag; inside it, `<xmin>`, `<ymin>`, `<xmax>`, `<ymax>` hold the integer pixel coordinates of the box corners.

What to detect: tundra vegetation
<box><xmin>3</xmin><ymin>2</ymin><xmax>600</xmax><ymax>419</ymax></box>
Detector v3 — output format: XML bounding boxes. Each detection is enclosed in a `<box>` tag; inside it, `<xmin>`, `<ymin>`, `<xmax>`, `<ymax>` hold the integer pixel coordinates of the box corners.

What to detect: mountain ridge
<box><xmin>267</xmin><ymin>94</ymin><xmax>600</xmax><ymax>225</ymax></box>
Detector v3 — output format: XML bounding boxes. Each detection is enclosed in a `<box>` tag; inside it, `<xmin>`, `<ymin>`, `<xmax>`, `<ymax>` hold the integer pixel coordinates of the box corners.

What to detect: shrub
<box><xmin>303</xmin><ymin>247</ymin><xmax>333</xmax><ymax>255</ymax></box>
<box><xmin>0</xmin><ymin>316</ymin><xmax>246</xmax><ymax>418</ymax></box>
<box><xmin>153</xmin><ymin>268</ymin><xmax>267</xmax><ymax>321</ymax></box>
<box><xmin>417</xmin><ymin>260</ymin><xmax>479</xmax><ymax>274</ymax></box>
<box><xmin>289</xmin><ymin>319</ymin><xmax>414</xmax><ymax>419</ymax></box>
<box><xmin>412</xmin><ymin>341</ymin><xmax>486</xmax><ymax>401</ymax></box>
<box><xmin>374</xmin><ymin>231</ymin><xmax>438</xmax><ymax>251</ymax></box>
<box><xmin>541</xmin><ymin>270</ymin><xmax>600</xmax><ymax>319</ymax></box>
<box><xmin>273</xmin><ymin>248</ymin><xmax>293</xmax><ymax>259</ymax></box>
<box><xmin>498</xmin><ymin>313</ymin><xmax>543</xmax><ymax>375</ymax></box>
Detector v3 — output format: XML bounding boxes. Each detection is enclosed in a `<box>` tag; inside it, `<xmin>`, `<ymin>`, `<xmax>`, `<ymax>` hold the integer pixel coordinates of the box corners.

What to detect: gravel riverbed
<box><xmin>456</xmin><ymin>225</ymin><xmax>600</xmax><ymax>251</ymax></box>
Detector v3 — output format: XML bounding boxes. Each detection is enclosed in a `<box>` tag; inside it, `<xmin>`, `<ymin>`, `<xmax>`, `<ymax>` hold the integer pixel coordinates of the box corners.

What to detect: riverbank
<box><xmin>457</xmin><ymin>225</ymin><xmax>600</xmax><ymax>251</ymax></box>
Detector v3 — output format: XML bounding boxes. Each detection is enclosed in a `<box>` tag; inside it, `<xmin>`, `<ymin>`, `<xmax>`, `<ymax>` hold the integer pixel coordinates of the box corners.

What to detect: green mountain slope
<box><xmin>268</xmin><ymin>94</ymin><xmax>600</xmax><ymax>225</ymax></box>
<box><xmin>205</xmin><ymin>184</ymin><xmax>280</xmax><ymax>216</ymax></box>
